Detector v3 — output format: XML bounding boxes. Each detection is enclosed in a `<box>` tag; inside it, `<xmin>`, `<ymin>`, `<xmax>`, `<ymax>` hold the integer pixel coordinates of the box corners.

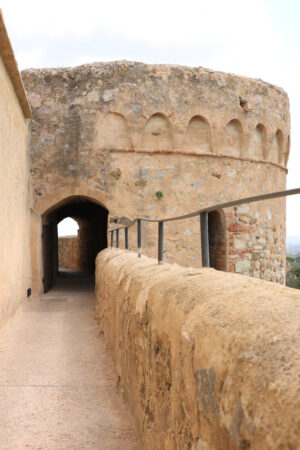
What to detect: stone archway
<box><xmin>41</xmin><ymin>196</ymin><xmax>108</xmax><ymax>292</ymax></box>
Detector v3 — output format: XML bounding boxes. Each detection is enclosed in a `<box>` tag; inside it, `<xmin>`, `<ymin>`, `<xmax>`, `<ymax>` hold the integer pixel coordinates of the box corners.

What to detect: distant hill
<box><xmin>287</xmin><ymin>236</ymin><xmax>300</xmax><ymax>257</ymax></box>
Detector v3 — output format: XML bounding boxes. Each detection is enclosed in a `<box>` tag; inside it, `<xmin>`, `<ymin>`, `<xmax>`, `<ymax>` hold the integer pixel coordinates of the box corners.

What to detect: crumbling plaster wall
<box><xmin>22</xmin><ymin>62</ymin><xmax>290</xmax><ymax>284</ymax></box>
<box><xmin>0</xmin><ymin>55</ymin><xmax>31</xmax><ymax>325</ymax></box>
<box><xmin>96</xmin><ymin>249</ymin><xmax>300</xmax><ymax>450</ymax></box>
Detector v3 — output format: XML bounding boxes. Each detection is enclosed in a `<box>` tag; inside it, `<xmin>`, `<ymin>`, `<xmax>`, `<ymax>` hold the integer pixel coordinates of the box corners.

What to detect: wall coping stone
<box><xmin>96</xmin><ymin>248</ymin><xmax>300</xmax><ymax>449</ymax></box>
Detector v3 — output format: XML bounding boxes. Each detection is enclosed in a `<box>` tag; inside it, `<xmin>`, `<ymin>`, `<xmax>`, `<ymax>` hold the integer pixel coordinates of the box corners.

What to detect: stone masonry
<box><xmin>21</xmin><ymin>61</ymin><xmax>290</xmax><ymax>288</ymax></box>
<box><xmin>96</xmin><ymin>249</ymin><xmax>300</xmax><ymax>449</ymax></box>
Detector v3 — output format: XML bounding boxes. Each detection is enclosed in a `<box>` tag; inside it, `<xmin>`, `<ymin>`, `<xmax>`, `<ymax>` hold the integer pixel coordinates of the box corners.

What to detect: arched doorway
<box><xmin>208</xmin><ymin>210</ymin><xmax>227</xmax><ymax>271</ymax></box>
<box><xmin>42</xmin><ymin>196</ymin><xmax>108</xmax><ymax>292</ymax></box>
<box><xmin>57</xmin><ymin>217</ymin><xmax>80</xmax><ymax>271</ymax></box>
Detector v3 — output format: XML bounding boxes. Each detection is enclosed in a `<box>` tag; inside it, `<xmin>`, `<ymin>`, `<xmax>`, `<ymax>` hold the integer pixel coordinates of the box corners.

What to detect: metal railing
<box><xmin>108</xmin><ymin>187</ymin><xmax>300</xmax><ymax>266</ymax></box>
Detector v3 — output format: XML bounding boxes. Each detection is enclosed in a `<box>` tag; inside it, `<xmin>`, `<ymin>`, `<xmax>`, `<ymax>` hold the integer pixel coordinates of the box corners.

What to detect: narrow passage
<box><xmin>0</xmin><ymin>272</ymin><xmax>140</xmax><ymax>449</ymax></box>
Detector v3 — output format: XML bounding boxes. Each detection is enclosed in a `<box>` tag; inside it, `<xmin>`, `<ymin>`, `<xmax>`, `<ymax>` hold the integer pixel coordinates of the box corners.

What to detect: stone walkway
<box><xmin>0</xmin><ymin>272</ymin><xmax>140</xmax><ymax>449</ymax></box>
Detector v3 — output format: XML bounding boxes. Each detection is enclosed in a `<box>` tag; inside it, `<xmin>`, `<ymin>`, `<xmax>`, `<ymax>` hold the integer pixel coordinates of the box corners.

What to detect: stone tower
<box><xmin>22</xmin><ymin>62</ymin><xmax>290</xmax><ymax>292</ymax></box>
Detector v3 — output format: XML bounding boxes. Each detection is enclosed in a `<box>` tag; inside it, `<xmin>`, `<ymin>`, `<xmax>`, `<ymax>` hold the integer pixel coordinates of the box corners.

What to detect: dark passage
<box><xmin>208</xmin><ymin>210</ymin><xmax>227</xmax><ymax>271</ymax></box>
<box><xmin>42</xmin><ymin>196</ymin><xmax>108</xmax><ymax>292</ymax></box>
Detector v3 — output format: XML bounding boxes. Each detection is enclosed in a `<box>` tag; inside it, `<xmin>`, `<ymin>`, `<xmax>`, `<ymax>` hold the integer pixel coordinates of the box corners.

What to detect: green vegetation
<box><xmin>155</xmin><ymin>191</ymin><xmax>164</xmax><ymax>200</ymax></box>
<box><xmin>286</xmin><ymin>254</ymin><xmax>300</xmax><ymax>289</ymax></box>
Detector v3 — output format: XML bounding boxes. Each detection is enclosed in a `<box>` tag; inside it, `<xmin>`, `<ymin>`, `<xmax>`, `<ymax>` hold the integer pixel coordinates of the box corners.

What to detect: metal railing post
<box><xmin>200</xmin><ymin>211</ymin><xmax>210</xmax><ymax>267</ymax></box>
<box><xmin>158</xmin><ymin>221</ymin><xmax>164</xmax><ymax>263</ymax></box>
<box><xmin>116</xmin><ymin>229</ymin><xmax>119</xmax><ymax>248</ymax></box>
<box><xmin>107</xmin><ymin>188</ymin><xmax>300</xmax><ymax>262</ymax></box>
<box><xmin>110</xmin><ymin>230</ymin><xmax>114</xmax><ymax>248</ymax></box>
<box><xmin>137</xmin><ymin>219</ymin><xmax>142</xmax><ymax>258</ymax></box>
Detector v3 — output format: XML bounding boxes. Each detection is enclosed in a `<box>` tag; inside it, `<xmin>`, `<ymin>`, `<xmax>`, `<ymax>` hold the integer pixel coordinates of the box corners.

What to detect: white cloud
<box><xmin>2</xmin><ymin>0</ymin><xmax>282</xmax><ymax>61</ymax></box>
<box><xmin>1</xmin><ymin>0</ymin><xmax>284</xmax><ymax>76</ymax></box>
<box><xmin>1</xmin><ymin>0</ymin><xmax>299</xmax><ymax>234</ymax></box>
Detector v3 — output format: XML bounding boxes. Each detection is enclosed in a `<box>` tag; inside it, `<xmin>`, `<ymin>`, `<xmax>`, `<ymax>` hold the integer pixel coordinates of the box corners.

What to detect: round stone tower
<box><xmin>22</xmin><ymin>61</ymin><xmax>290</xmax><ymax>292</ymax></box>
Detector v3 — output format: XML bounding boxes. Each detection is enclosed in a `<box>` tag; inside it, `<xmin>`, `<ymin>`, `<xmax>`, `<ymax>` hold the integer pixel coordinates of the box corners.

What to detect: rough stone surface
<box><xmin>96</xmin><ymin>249</ymin><xmax>300</xmax><ymax>450</ymax></box>
<box><xmin>58</xmin><ymin>236</ymin><xmax>80</xmax><ymax>271</ymax></box>
<box><xmin>21</xmin><ymin>61</ymin><xmax>290</xmax><ymax>288</ymax></box>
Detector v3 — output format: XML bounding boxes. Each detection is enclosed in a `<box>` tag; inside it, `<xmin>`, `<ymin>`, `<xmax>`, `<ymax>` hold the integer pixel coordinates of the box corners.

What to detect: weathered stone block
<box><xmin>235</xmin><ymin>259</ymin><xmax>251</xmax><ymax>273</ymax></box>
<box><xmin>233</xmin><ymin>238</ymin><xmax>246</xmax><ymax>250</ymax></box>
<box><xmin>96</xmin><ymin>250</ymin><xmax>300</xmax><ymax>449</ymax></box>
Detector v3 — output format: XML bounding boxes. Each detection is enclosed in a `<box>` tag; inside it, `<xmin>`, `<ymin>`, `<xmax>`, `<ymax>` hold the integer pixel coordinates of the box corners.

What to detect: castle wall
<box><xmin>0</xmin><ymin>54</ymin><xmax>31</xmax><ymax>326</ymax></box>
<box><xmin>30</xmin><ymin>208</ymin><xmax>43</xmax><ymax>295</ymax></box>
<box><xmin>58</xmin><ymin>236</ymin><xmax>80</xmax><ymax>271</ymax></box>
<box><xmin>21</xmin><ymin>62</ymin><xmax>290</xmax><ymax>286</ymax></box>
<box><xmin>96</xmin><ymin>249</ymin><xmax>300</xmax><ymax>449</ymax></box>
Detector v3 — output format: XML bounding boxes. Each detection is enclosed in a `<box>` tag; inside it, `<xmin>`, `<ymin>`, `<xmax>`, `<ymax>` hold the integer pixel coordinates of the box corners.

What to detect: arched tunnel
<box><xmin>42</xmin><ymin>197</ymin><xmax>108</xmax><ymax>292</ymax></box>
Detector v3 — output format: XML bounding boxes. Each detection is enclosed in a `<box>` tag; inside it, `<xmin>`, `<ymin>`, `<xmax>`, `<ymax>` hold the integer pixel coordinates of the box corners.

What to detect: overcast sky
<box><xmin>2</xmin><ymin>0</ymin><xmax>299</xmax><ymax>235</ymax></box>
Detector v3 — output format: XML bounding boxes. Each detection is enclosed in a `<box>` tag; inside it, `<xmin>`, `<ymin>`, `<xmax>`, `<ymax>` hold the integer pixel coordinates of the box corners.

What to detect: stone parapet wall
<box><xmin>58</xmin><ymin>236</ymin><xmax>80</xmax><ymax>271</ymax></box>
<box><xmin>96</xmin><ymin>249</ymin><xmax>300</xmax><ymax>449</ymax></box>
